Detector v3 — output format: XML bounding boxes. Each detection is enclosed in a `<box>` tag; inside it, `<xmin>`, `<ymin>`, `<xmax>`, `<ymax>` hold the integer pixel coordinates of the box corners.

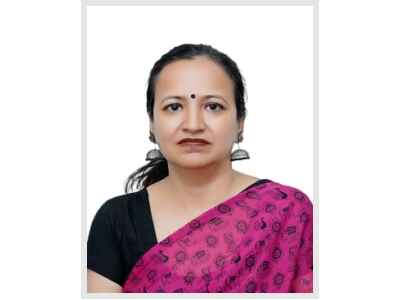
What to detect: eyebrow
<box><xmin>161</xmin><ymin>94</ymin><xmax>228</xmax><ymax>104</ymax></box>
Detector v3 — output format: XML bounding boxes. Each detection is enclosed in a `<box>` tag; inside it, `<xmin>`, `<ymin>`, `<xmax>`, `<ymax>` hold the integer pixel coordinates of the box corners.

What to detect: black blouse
<box><xmin>87</xmin><ymin>179</ymin><xmax>270</xmax><ymax>286</ymax></box>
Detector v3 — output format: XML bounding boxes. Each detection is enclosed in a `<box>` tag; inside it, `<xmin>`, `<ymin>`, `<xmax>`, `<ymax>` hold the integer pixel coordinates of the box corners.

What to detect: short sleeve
<box><xmin>291</xmin><ymin>191</ymin><xmax>313</xmax><ymax>293</ymax></box>
<box><xmin>87</xmin><ymin>199</ymin><xmax>125</xmax><ymax>286</ymax></box>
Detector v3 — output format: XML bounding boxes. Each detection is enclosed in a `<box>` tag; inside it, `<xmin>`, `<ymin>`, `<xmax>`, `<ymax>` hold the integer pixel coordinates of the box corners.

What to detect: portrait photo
<box><xmin>83</xmin><ymin>0</ymin><xmax>316</xmax><ymax>295</ymax></box>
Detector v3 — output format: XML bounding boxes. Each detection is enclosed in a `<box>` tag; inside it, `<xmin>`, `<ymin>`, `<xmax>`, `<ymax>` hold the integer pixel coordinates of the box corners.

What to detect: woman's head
<box><xmin>146</xmin><ymin>43</ymin><xmax>247</xmax><ymax>122</ymax></box>
<box><xmin>125</xmin><ymin>43</ymin><xmax>248</xmax><ymax>192</ymax></box>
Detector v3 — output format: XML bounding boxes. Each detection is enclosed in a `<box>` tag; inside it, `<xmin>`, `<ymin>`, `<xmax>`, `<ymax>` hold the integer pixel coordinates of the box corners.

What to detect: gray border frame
<box><xmin>81</xmin><ymin>0</ymin><xmax>319</xmax><ymax>298</ymax></box>
<box><xmin>86</xmin><ymin>0</ymin><xmax>314</xmax><ymax>5</ymax></box>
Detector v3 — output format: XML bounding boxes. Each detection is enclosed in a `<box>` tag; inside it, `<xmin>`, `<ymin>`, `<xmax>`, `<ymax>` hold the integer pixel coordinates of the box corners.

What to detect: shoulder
<box><xmin>262</xmin><ymin>179</ymin><xmax>313</xmax><ymax>211</ymax></box>
<box><xmin>88</xmin><ymin>190</ymin><xmax>149</xmax><ymax>249</ymax></box>
<box><xmin>260</xmin><ymin>180</ymin><xmax>313</xmax><ymax>240</ymax></box>
<box><xmin>96</xmin><ymin>190</ymin><xmax>146</xmax><ymax>213</ymax></box>
<box><xmin>91</xmin><ymin>190</ymin><xmax>147</xmax><ymax>229</ymax></box>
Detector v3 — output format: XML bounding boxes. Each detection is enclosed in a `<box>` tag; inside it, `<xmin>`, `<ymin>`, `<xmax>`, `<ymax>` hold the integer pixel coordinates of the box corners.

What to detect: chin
<box><xmin>178</xmin><ymin>159</ymin><xmax>213</xmax><ymax>169</ymax></box>
<box><xmin>169</xmin><ymin>155</ymin><xmax>226</xmax><ymax>169</ymax></box>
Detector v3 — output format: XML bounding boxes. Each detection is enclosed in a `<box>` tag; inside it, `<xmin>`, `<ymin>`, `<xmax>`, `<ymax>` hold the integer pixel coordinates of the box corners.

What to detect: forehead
<box><xmin>154</xmin><ymin>56</ymin><xmax>234</xmax><ymax>100</ymax></box>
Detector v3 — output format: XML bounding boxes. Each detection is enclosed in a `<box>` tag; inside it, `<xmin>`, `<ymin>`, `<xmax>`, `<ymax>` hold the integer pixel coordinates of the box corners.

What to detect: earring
<box><xmin>230</xmin><ymin>131</ymin><xmax>250</xmax><ymax>161</ymax></box>
<box><xmin>145</xmin><ymin>132</ymin><xmax>165</xmax><ymax>161</ymax></box>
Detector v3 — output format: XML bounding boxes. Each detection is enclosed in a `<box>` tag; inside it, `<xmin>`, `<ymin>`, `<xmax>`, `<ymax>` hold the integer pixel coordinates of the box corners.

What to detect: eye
<box><xmin>206</xmin><ymin>103</ymin><xmax>225</xmax><ymax>112</ymax></box>
<box><xmin>164</xmin><ymin>103</ymin><xmax>182</xmax><ymax>112</ymax></box>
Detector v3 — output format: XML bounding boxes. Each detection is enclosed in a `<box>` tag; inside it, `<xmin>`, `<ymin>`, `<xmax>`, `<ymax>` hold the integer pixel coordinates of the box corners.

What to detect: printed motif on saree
<box><xmin>122</xmin><ymin>180</ymin><xmax>313</xmax><ymax>293</ymax></box>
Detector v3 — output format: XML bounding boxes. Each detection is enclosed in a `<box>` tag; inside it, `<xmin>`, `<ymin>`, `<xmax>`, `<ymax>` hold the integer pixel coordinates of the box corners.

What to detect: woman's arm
<box><xmin>87</xmin><ymin>269</ymin><xmax>122</xmax><ymax>293</ymax></box>
<box><xmin>87</xmin><ymin>198</ymin><xmax>126</xmax><ymax>293</ymax></box>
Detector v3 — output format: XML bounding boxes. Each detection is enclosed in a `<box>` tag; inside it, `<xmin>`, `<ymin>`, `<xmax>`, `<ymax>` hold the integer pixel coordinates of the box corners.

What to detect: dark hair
<box><xmin>124</xmin><ymin>43</ymin><xmax>247</xmax><ymax>193</ymax></box>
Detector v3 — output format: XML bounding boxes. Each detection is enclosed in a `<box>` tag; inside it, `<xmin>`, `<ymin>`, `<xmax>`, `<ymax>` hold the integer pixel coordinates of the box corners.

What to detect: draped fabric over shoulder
<box><xmin>122</xmin><ymin>180</ymin><xmax>313</xmax><ymax>293</ymax></box>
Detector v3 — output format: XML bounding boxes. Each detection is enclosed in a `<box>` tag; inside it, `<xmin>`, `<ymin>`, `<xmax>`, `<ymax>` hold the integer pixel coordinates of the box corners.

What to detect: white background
<box><xmin>86</xmin><ymin>5</ymin><xmax>313</xmax><ymax>234</ymax></box>
<box><xmin>1</xmin><ymin>0</ymin><xmax>400</xmax><ymax>300</ymax></box>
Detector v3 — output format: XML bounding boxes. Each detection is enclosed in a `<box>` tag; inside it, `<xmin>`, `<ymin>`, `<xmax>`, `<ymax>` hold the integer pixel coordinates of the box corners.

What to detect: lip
<box><xmin>178</xmin><ymin>138</ymin><xmax>210</xmax><ymax>145</ymax></box>
<box><xmin>179</xmin><ymin>143</ymin><xmax>210</xmax><ymax>147</ymax></box>
<box><xmin>179</xmin><ymin>142</ymin><xmax>210</xmax><ymax>153</ymax></box>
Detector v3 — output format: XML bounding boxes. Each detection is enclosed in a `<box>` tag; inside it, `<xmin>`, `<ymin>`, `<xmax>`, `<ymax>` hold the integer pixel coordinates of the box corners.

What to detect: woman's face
<box><xmin>150</xmin><ymin>56</ymin><xmax>244</xmax><ymax>168</ymax></box>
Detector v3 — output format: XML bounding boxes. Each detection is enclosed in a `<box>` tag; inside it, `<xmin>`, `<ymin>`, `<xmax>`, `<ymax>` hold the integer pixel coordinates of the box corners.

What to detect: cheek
<box><xmin>211</xmin><ymin>121</ymin><xmax>237</xmax><ymax>142</ymax></box>
<box><xmin>161</xmin><ymin>119</ymin><xmax>181</xmax><ymax>134</ymax></box>
<box><xmin>153</xmin><ymin>112</ymin><xmax>180</xmax><ymax>134</ymax></box>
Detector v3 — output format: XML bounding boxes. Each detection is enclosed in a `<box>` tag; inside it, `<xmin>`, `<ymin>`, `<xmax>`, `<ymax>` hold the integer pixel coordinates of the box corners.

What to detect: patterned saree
<box><xmin>122</xmin><ymin>180</ymin><xmax>313</xmax><ymax>293</ymax></box>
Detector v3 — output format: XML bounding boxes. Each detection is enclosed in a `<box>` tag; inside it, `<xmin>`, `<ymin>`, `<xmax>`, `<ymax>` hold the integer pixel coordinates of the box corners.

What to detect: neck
<box><xmin>162</xmin><ymin>159</ymin><xmax>241</xmax><ymax>211</ymax></box>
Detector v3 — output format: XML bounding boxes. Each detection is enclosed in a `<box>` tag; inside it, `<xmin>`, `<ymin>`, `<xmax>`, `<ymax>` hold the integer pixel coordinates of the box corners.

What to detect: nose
<box><xmin>182</xmin><ymin>103</ymin><xmax>206</xmax><ymax>133</ymax></box>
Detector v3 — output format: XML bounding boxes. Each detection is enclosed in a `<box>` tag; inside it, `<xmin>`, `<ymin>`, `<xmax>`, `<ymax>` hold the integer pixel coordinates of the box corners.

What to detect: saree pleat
<box><xmin>122</xmin><ymin>180</ymin><xmax>313</xmax><ymax>293</ymax></box>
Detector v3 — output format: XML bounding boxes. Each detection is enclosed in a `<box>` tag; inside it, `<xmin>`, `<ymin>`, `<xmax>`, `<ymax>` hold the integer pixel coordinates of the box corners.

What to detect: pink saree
<box><xmin>122</xmin><ymin>180</ymin><xmax>313</xmax><ymax>293</ymax></box>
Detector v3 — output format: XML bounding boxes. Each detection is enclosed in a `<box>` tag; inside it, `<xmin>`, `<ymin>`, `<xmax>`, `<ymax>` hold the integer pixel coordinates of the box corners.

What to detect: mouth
<box><xmin>179</xmin><ymin>142</ymin><xmax>210</xmax><ymax>146</ymax></box>
<box><xmin>177</xmin><ymin>139</ymin><xmax>211</xmax><ymax>152</ymax></box>
<box><xmin>178</xmin><ymin>138</ymin><xmax>210</xmax><ymax>145</ymax></box>
<box><xmin>179</xmin><ymin>143</ymin><xmax>210</xmax><ymax>153</ymax></box>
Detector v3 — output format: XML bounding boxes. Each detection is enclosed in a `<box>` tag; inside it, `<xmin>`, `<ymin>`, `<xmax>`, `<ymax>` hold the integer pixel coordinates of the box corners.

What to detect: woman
<box><xmin>87</xmin><ymin>43</ymin><xmax>313</xmax><ymax>293</ymax></box>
